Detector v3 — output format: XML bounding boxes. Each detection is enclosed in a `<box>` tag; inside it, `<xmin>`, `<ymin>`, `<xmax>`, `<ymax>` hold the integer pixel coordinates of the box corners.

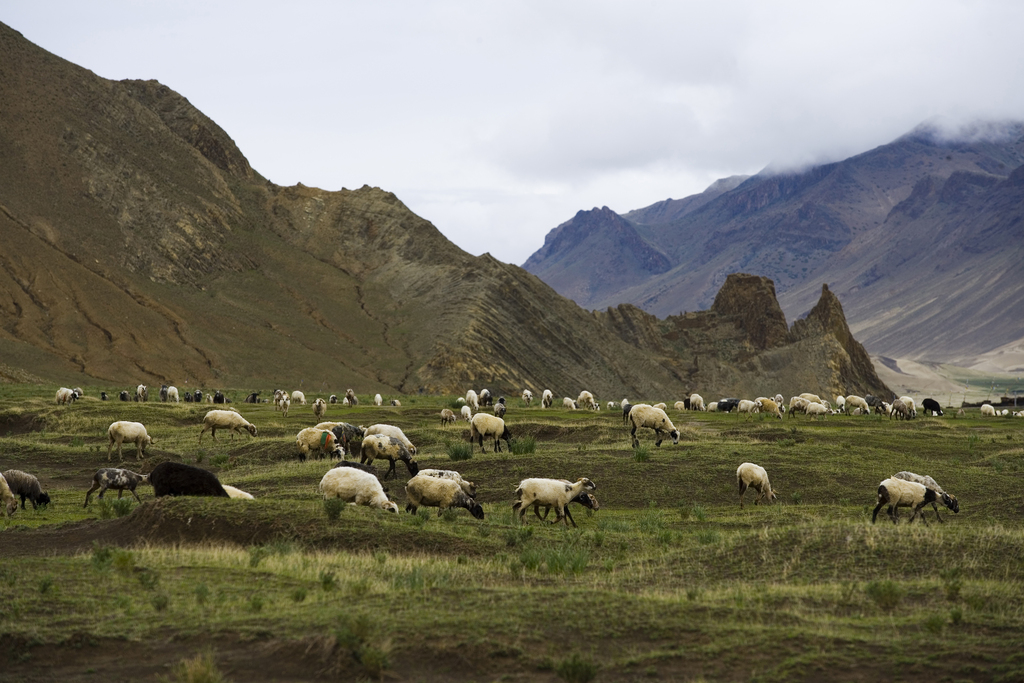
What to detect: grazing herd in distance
<box><xmin>9</xmin><ymin>382</ymin><xmax>1013</xmax><ymax>529</ymax></box>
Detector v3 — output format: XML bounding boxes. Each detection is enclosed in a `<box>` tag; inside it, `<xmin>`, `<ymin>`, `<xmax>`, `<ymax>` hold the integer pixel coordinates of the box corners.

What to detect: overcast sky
<box><xmin>6</xmin><ymin>1</ymin><xmax>1024</xmax><ymax>264</ymax></box>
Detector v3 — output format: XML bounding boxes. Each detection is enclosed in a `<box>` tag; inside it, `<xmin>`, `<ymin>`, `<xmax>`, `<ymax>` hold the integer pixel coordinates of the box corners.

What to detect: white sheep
<box><xmin>470</xmin><ymin>413</ymin><xmax>511</xmax><ymax>453</ymax></box>
<box><xmin>845</xmin><ymin>395</ymin><xmax>870</xmax><ymax>416</ymax></box>
<box><xmin>460</xmin><ymin>405</ymin><xmax>472</xmax><ymax>422</ymax></box>
<box><xmin>627</xmin><ymin>404</ymin><xmax>680</xmax><ymax>448</ymax></box>
<box><xmin>0</xmin><ymin>473</ymin><xmax>17</xmax><ymax>517</ymax></box>
<box><xmin>872</xmin><ymin>477</ymin><xmax>942</xmax><ymax>525</ymax></box>
<box><xmin>295</xmin><ymin>427</ymin><xmax>344</xmax><ymax>461</ymax></box>
<box><xmin>788</xmin><ymin>396</ymin><xmax>810</xmax><ymax>416</ymax></box>
<box><xmin>274</xmin><ymin>389</ymin><xmax>287</xmax><ymax>410</ymax></box>
<box><xmin>363</xmin><ymin>424</ymin><xmax>417</xmax><ymax>455</ymax></box>
<box><xmin>312</xmin><ymin>397</ymin><xmax>327</xmax><ymax>420</ymax></box>
<box><xmin>707</xmin><ymin>401</ymin><xmax>719</xmax><ymax>412</ymax></box>
<box><xmin>374</xmin><ymin>393</ymin><xmax>383</xmax><ymax>406</ymax></box>
<box><xmin>222</xmin><ymin>484</ymin><xmax>255</xmax><ymax>500</ymax></box>
<box><xmin>360</xmin><ymin>434</ymin><xmax>419</xmax><ymax>479</ymax></box>
<box><xmin>513</xmin><ymin>477</ymin><xmax>597</xmax><ymax>527</ymax></box>
<box><xmin>577</xmin><ymin>390</ymin><xmax>597</xmax><ymax>411</ymax></box>
<box><xmin>329</xmin><ymin>394</ymin><xmax>338</xmax><ymax>404</ymax></box>
<box><xmin>899</xmin><ymin>396</ymin><xmax>918</xmax><ymax>418</ymax></box>
<box><xmin>562</xmin><ymin>397</ymin><xmax>576</xmax><ymax>410</ymax></box>
<box><xmin>135</xmin><ymin>384</ymin><xmax>148</xmax><ymax>402</ymax></box>
<box><xmin>106</xmin><ymin>421</ymin><xmax>154</xmax><ymax>461</ymax></box>
<box><xmin>291</xmin><ymin>390</ymin><xmax>306</xmax><ymax>405</ymax></box>
<box><xmin>805</xmin><ymin>402</ymin><xmax>832</xmax><ymax>418</ymax></box>
<box><xmin>345</xmin><ymin>388</ymin><xmax>359</xmax><ymax>406</ymax></box>
<box><xmin>466</xmin><ymin>389</ymin><xmax>480</xmax><ymax>411</ymax></box>
<box><xmin>737</xmin><ymin>399</ymin><xmax>758</xmax><ymax>414</ymax></box>
<box><xmin>391</xmin><ymin>399</ymin><xmax>401</xmax><ymax>407</ymax></box>
<box><xmin>892</xmin><ymin>471</ymin><xmax>959</xmax><ymax>522</ymax></box>
<box><xmin>980</xmin><ymin>404</ymin><xmax>996</xmax><ymax>417</ymax></box>
<box><xmin>613</xmin><ymin>401</ymin><xmax>624</xmax><ymax>410</ymax></box>
<box><xmin>405</xmin><ymin>475</ymin><xmax>483</xmax><ymax>518</ymax></box>
<box><xmin>799</xmin><ymin>392</ymin><xmax>822</xmax><ymax>404</ymax></box>
<box><xmin>652</xmin><ymin>402</ymin><xmax>667</xmax><ymax>411</ymax></box>
<box><xmin>689</xmin><ymin>393</ymin><xmax>705</xmax><ymax>411</ymax></box>
<box><xmin>320</xmin><ymin>466</ymin><xmax>398</xmax><ymax>513</ymax></box>
<box><xmin>674</xmin><ymin>400</ymin><xmax>686</xmax><ymax>411</ymax></box>
<box><xmin>440</xmin><ymin>408</ymin><xmax>457</xmax><ymax>427</ymax></box>
<box><xmin>736</xmin><ymin>462</ymin><xmax>777</xmax><ymax>507</ymax></box>
<box><xmin>522</xmin><ymin>389</ymin><xmax>534</xmax><ymax>406</ymax></box>
<box><xmin>280</xmin><ymin>395</ymin><xmax>291</xmax><ymax>417</ymax></box>
<box><xmin>199</xmin><ymin>409</ymin><xmax>257</xmax><ymax>444</ymax></box>
<box><xmin>167</xmin><ymin>386</ymin><xmax>179</xmax><ymax>403</ymax></box>
<box><xmin>541</xmin><ymin>390</ymin><xmax>553</xmax><ymax>408</ymax></box>
<box><xmin>415</xmin><ymin>468</ymin><xmax>477</xmax><ymax>497</ymax></box>
<box><xmin>774</xmin><ymin>393</ymin><xmax>784</xmax><ymax>406</ymax></box>
<box><xmin>55</xmin><ymin>387</ymin><xmax>77</xmax><ymax>405</ymax></box>
<box><xmin>834</xmin><ymin>395</ymin><xmax>846</xmax><ymax>413</ymax></box>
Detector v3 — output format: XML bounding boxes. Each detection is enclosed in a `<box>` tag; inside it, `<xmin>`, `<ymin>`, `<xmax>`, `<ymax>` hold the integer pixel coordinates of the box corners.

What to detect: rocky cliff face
<box><xmin>0</xmin><ymin>21</ymin><xmax>889</xmax><ymax>400</ymax></box>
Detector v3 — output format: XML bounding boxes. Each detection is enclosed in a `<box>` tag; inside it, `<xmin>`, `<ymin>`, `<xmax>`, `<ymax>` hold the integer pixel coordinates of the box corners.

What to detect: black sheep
<box><xmin>717</xmin><ymin>398</ymin><xmax>740</xmax><ymax>413</ymax></box>
<box><xmin>922</xmin><ymin>398</ymin><xmax>944</xmax><ymax>416</ymax></box>
<box><xmin>148</xmin><ymin>462</ymin><xmax>229</xmax><ymax>498</ymax></box>
<box><xmin>213</xmin><ymin>390</ymin><xmax>225</xmax><ymax>404</ymax></box>
<box><xmin>2</xmin><ymin>470</ymin><xmax>51</xmax><ymax>509</ymax></box>
<box><xmin>119</xmin><ymin>390</ymin><xmax>130</xmax><ymax>402</ymax></box>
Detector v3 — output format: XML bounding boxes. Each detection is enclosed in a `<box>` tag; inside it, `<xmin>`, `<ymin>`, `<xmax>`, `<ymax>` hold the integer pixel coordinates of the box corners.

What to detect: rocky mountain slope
<box><xmin>0</xmin><ymin>21</ymin><xmax>888</xmax><ymax>400</ymax></box>
<box><xmin>523</xmin><ymin>124</ymin><xmax>1024</xmax><ymax>368</ymax></box>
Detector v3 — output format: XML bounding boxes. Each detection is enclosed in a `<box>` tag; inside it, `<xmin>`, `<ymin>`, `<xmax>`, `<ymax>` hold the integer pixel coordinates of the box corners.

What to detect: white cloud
<box><xmin>5</xmin><ymin>0</ymin><xmax>1024</xmax><ymax>264</ymax></box>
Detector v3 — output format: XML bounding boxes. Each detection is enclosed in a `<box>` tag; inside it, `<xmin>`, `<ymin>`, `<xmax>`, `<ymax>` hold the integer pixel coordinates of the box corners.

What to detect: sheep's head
<box><xmin>381</xmin><ymin>501</ymin><xmax>399</xmax><ymax>514</ymax></box>
<box><xmin>246</xmin><ymin>424</ymin><xmax>258</xmax><ymax>437</ymax></box>
<box><xmin>575</xmin><ymin>492</ymin><xmax>600</xmax><ymax>511</ymax></box>
<box><xmin>466</xmin><ymin>500</ymin><xmax>485</xmax><ymax>519</ymax></box>
<box><xmin>577</xmin><ymin>477</ymin><xmax>596</xmax><ymax>491</ymax></box>
<box><xmin>669</xmin><ymin>429</ymin><xmax>680</xmax><ymax>444</ymax></box>
<box><xmin>36</xmin><ymin>492</ymin><xmax>51</xmax><ymax>508</ymax></box>
<box><xmin>4</xmin><ymin>499</ymin><xmax>17</xmax><ymax>517</ymax></box>
<box><xmin>942</xmin><ymin>493</ymin><xmax>960</xmax><ymax>514</ymax></box>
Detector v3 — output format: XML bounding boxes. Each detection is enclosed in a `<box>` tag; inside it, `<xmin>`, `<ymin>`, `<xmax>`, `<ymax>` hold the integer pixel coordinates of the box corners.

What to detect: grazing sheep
<box><xmin>522</xmin><ymin>389</ymin><xmax>533</xmax><ymax>406</ymax></box>
<box><xmin>470</xmin><ymin>413</ymin><xmax>512</xmax><ymax>453</ymax></box>
<box><xmin>799</xmin><ymin>393</ymin><xmax>822</xmax><ymax>405</ymax></box>
<box><xmin>628</xmin><ymin>404</ymin><xmax>680</xmax><ymax>448</ymax></box>
<box><xmin>890</xmin><ymin>399</ymin><xmax>910</xmax><ymax>420</ymax></box>
<box><xmin>610</xmin><ymin>401</ymin><xmax>621</xmax><ymax>410</ymax></box>
<box><xmin>845</xmin><ymin>395</ymin><xmax>870</xmax><ymax>416</ymax></box>
<box><xmin>899</xmin><ymin>396</ymin><xmax>918</xmax><ymax>418</ymax></box>
<box><xmin>135</xmin><ymin>384</ymin><xmax>148</xmax><ymax>402</ymax></box>
<box><xmin>1</xmin><ymin>473</ymin><xmax>19</xmax><ymax>517</ymax></box>
<box><xmin>199</xmin><ymin>409</ymin><xmax>257</xmax><ymax>444</ymax></box>
<box><xmin>872</xmin><ymin>477</ymin><xmax>939</xmax><ymax>525</ymax></box>
<box><xmin>374</xmin><ymin>393</ymin><xmax>383</xmax><ymax>406</ymax></box>
<box><xmin>834</xmin><ymin>395</ymin><xmax>846</xmax><ymax>413</ymax></box>
<box><xmin>787</xmin><ymin>396</ymin><xmax>810</xmax><ymax>416</ymax></box>
<box><xmin>405</xmin><ymin>475</ymin><xmax>484</xmax><ymax>518</ymax></box>
<box><xmin>652</xmin><ymin>402</ymin><xmax>666</xmax><ymax>411</ymax></box>
<box><xmin>119</xmin><ymin>390</ymin><xmax>129</xmax><ymax>401</ymax></box>
<box><xmin>466</xmin><ymin>389</ymin><xmax>480</xmax><ymax>411</ymax></box>
<box><xmin>805</xmin><ymin>402</ymin><xmax>832</xmax><ymax>418</ymax></box>
<box><xmin>513</xmin><ymin>477</ymin><xmax>597</xmax><ymax>527</ymax></box>
<box><xmin>922</xmin><ymin>398</ymin><xmax>943</xmax><ymax>416</ymax></box>
<box><xmin>716</xmin><ymin>398</ymin><xmax>740</xmax><ymax>413</ymax></box>
<box><xmin>391</xmin><ymin>399</ymin><xmax>401</xmax><ymax>407</ymax></box>
<box><xmin>541</xmin><ymin>390</ymin><xmax>553</xmax><ymax>408</ymax></box>
<box><xmin>674</xmin><ymin>401</ymin><xmax>686</xmax><ymax>411</ymax></box>
<box><xmin>892</xmin><ymin>471</ymin><xmax>959</xmax><ymax>522</ymax></box>
<box><xmin>291</xmin><ymin>390</ymin><xmax>306</xmax><ymax>405</ymax></box>
<box><xmin>562</xmin><ymin>397</ymin><xmax>576</xmax><ymax>410</ymax></box>
<box><xmin>321</xmin><ymin>422</ymin><xmax>365</xmax><ymax>453</ymax></box>
<box><xmin>417</xmin><ymin>469</ymin><xmax>477</xmax><ymax>497</ymax></box>
<box><xmin>221</xmin><ymin>485</ymin><xmax>255</xmax><ymax>500</ymax></box>
<box><xmin>329</xmin><ymin>394</ymin><xmax>338</xmax><ymax>404</ymax></box>
<box><xmin>149</xmin><ymin>462</ymin><xmax>229</xmax><ymax>498</ymax></box>
<box><xmin>364</xmin><ymin>424</ymin><xmax>417</xmax><ymax>455</ymax></box>
<box><xmin>980</xmin><ymin>404</ymin><xmax>997</xmax><ymax>417</ymax></box>
<box><xmin>313</xmin><ymin>398</ymin><xmax>327</xmax><ymax>420</ymax></box>
<box><xmin>2</xmin><ymin>470</ymin><xmax>51</xmax><ymax>509</ymax></box>
<box><xmin>83</xmin><ymin>468</ymin><xmax>148</xmax><ymax>506</ymax></box>
<box><xmin>360</xmin><ymin>434</ymin><xmax>420</xmax><ymax>479</ymax></box>
<box><xmin>689</xmin><ymin>393</ymin><xmax>705</xmax><ymax>411</ymax></box>
<box><xmin>736</xmin><ymin>463</ymin><xmax>777</xmax><ymax>508</ymax></box>
<box><xmin>320</xmin><ymin>466</ymin><xmax>398</xmax><ymax>513</ymax></box>
<box><xmin>296</xmin><ymin>427</ymin><xmax>345</xmax><ymax>462</ymax></box>
<box><xmin>707</xmin><ymin>402</ymin><xmax>718</xmax><ymax>412</ymax></box>
<box><xmin>460</xmin><ymin>405</ymin><xmax>472</xmax><ymax>422</ymax></box>
<box><xmin>167</xmin><ymin>386</ymin><xmax>179</xmax><ymax>403</ymax></box>
<box><xmin>72</xmin><ymin>387</ymin><xmax>83</xmax><ymax>399</ymax></box>
<box><xmin>440</xmin><ymin>408</ymin><xmax>457</xmax><ymax>427</ymax></box>
<box><xmin>55</xmin><ymin>387</ymin><xmax>77</xmax><ymax>405</ymax></box>
<box><xmin>737</xmin><ymin>399</ymin><xmax>758</xmax><ymax>414</ymax></box>
<box><xmin>106</xmin><ymin>421</ymin><xmax>154</xmax><ymax>461</ymax></box>
<box><xmin>479</xmin><ymin>389</ymin><xmax>493</xmax><ymax>407</ymax></box>
<box><xmin>244</xmin><ymin>392</ymin><xmax>259</xmax><ymax>404</ymax></box>
<box><xmin>755</xmin><ymin>397</ymin><xmax>783</xmax><ymax>419</ymax></box>
<box><xmin>577</xmin><ymin>390</ymin><xmax>597</xmax><ymax>411</ymax></box>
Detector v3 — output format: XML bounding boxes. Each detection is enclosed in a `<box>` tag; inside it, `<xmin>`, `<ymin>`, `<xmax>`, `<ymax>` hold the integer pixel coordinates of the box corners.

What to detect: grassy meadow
<box><xmin>1</xmin><ymin>385</ymin><xmax>1023</xmax><ymax>682</ymax></box>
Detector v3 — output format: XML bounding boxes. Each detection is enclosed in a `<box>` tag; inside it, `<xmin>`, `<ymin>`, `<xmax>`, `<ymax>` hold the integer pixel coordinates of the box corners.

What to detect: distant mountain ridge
<box><xmin>0</xmin><ymin>20</ymin><xmax>889</xmax><ymax>401</ymax></box>
<box><xmin>522</xmin><ymin>122</ymin><xmax>1024</xmax><ymax>369</ymax></box>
